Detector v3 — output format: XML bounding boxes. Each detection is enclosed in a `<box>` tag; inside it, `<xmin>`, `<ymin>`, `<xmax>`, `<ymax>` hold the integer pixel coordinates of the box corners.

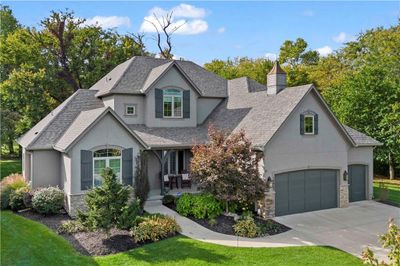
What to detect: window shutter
<box><xmin>183</xmin><ymin>90</ymin><xmax>190</xmax><ymax>118</ymax></box>
<box><xmin>300</xmin><ymin>114</ymin><xmax>305</xmax><ymax>135</ymax></box>
<box><xmin>81</xmin><ymin>150</ymin><xmax>93</xmax><ymax>190</ymax></box>
<box><xmin>122</xmin><ymin>148</ymin><xmax>133</xmax><ymax>186</ymax></box>
<box><xmin>314</xmin><ymin>114</ymin><xmax>319</xmax><ymax>135</ymax></box>
<box><xmin>155</xmin><ymin>89</ymin><xmax>163</xmax><ymax>118</ymax></box>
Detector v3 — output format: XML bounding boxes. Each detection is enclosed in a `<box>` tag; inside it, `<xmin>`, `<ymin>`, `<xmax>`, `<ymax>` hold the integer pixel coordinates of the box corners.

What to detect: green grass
<box><xmin>0</xmin><ymin>159</ymin><xmax>22</xmax><ymax>179</ymax></box>
<box><xmin>1</xmin><ymin>211</ymin><xmax>362</xmax><ymax>266</ymax></box>
<box><xmin>374</xmin><ymin>182</ymin><xmax>400</xmax><ymax>206</ymax></box>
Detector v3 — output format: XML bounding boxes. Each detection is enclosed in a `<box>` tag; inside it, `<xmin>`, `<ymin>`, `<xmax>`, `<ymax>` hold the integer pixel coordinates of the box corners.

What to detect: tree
<box><xmin>146</xmin><ymin>11</ymin><xmax>184</xmax><ymax>59</ymax></box>
<box><xmin>190</xmin><ymin>126</ymin><xmax>267</xmax><ymax>212</ymax></box>
<box><xmin>0</xmin><ymin>5</ymin><xmax>20</xmax><ymax>38</ymax></box>
<box><xmin>278</xmin><ymin>38</ymin><xmax>320</xmax><ymax>87</ymax></box>
<box><xmin>323</xmin><ymin>24</ymin><xmax>400</xmax><ymax>179</ymax></box>
<box><xmin>204</xmin><ymin>57</ymin><xmax>274</xmax><ymax>85</ymax></box>
<box><xmin>78</xmin><ymin>168</ymin><xmax>131</xmax><ymax>234</ymax></box>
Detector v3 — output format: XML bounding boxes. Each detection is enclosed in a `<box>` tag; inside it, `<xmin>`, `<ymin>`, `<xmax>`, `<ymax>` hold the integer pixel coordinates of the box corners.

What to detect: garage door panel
<box><xmin>349</xmin><ymin>165</ymin><xmax>366</xmax><ymax>202</ymax></box>
<box><xmin>275</xmin><ymin>173</ymin><xmax>289</xmax><ymax>216</ymax></box>
<box><xmin>320</xmin><ymin>170</ymin><xmax>337</xmax><ymax>209</ymax></box>
<box><xmin>305</xmin><ymin>170</ymin><xmax>321</xmax><ymax>211</ymax></box>
<box><xmin>288</xmin><ymin>171</ymin><xmax>305</xmax><ymax>214</ymax></box>
<box><xmin>275</xmin><ymin>169</ymin><xmax>338</xmax><ymax>216</ymax></box>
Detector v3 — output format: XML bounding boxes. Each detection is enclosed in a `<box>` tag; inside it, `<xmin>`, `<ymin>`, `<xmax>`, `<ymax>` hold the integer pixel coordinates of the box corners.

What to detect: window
<box><xmin>93</xmin><ymin>148</ymin><xmax>121</xmax><ymax>187</ymax></box>
<box><xmin>163</xmin><ymin>89</ymin><xmax>182</xmax><ymax>118</ymax></box>
<box><xmin>125</xmin><ymin>104</ymin><xmax>136</xmax><ymax>116</ymax></box>
<box><xmin>304</xmin><ymin>115</ymin><xmax>314</xmax><ymax>134</ymax></box>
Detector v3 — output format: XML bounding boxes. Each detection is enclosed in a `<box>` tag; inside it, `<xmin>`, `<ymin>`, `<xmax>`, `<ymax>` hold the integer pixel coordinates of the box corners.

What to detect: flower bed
<box><xmin>163</xmin><ymin>196</ymin><xmax>290</xmax><ymax>237</ymax></box>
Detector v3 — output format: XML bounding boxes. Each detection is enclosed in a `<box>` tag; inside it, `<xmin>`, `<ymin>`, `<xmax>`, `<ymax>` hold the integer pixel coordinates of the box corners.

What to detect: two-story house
<box><xmin>18</xmin><ymin>56</ymin><xmax>381</xmax><ymax>217</ymax></box>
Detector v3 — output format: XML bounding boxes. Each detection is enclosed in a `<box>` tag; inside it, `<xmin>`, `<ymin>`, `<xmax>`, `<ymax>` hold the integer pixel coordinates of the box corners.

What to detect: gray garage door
<box><xmin>275</xmin><ymin>169</ymin><xmax>338</xmax><ymax>216</ymax></box>
<box><xmin>349</xmin><ymin>165</ymin><xmax>366</xmax><ymax>202</ymax></box>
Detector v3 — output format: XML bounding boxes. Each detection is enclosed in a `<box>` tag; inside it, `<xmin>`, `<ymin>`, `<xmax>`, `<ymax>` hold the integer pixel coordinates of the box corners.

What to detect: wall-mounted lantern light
<box><xmin>267</xmin><ymin>176</ymin><xmax>272</xmax><ymax>188</ymax></box>
<box><xmin>343</xmin><ymin>170</ymin><xmax>348</xmax><ymax>182</ymax></box>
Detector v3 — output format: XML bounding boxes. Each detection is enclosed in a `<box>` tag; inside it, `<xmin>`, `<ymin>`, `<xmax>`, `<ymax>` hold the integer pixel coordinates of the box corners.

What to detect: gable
<box><xmin>266</xmin><ymin>90</ymin><xmax>352</xmax><ymax>154</ymax></box>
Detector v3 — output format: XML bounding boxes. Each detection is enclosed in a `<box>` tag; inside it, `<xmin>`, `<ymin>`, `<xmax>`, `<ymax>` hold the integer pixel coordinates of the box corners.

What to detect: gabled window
<box><xmin>300</xmin><ymin>111</ymin><xmax>318</xmax><ymax>135</ymax></box>
<box><xmin>163</xmin><ymin>89</ymin><xmax>182</xmax><ymax>118</ymax></box>
<box><xmin>304</xmin><ymin>115</ymin><xmax>314</xmax><ymax>134</ymax></box>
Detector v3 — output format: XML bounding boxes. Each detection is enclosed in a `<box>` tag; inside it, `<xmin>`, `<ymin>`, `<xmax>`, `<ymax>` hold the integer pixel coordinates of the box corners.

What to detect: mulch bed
<box><xmin>16</xmin><ymin>210</ymin><xmax>167</xmax><ymax>256</ymax></box>
<box><xmin>163</xmin><ymin>203</ymin><xmax>291</xmax><ymax>237</ymax></box>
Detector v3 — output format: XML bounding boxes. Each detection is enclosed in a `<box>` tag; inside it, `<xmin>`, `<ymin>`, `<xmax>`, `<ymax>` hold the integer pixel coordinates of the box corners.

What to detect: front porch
<box><xmin>148</xmin><ymin>184</ymin><xmax>199</xmax><ymax>200</ymax></box>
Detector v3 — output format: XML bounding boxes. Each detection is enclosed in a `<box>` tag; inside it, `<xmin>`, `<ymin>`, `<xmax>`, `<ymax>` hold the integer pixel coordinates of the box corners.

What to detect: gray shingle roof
<box><xmin>127</xmin><ymin>79</ymin><xmax>314</xmax><ymax>149</ymax></box>
<box><xmin>90</xmin><ymin>56</ymin><xmax>227</xmax><ymax>98</ymax></box>
<box><xmin>343</xmin><ymin>125</ymin><xmax>383</xmax><ymax>146</ymax></box>
<box><xmin>18</xmin><ymin>90</ymin><xmax>104</xmax><ymax>149</ymax></box>
<box><xmin>54</xmin><ymin>107</ymin><xmax>108</xmax><ymax>151</ymax></box>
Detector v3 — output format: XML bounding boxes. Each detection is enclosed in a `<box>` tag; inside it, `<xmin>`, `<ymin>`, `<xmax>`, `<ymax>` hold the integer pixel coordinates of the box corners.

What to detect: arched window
<box><xmin>93</xmin><ymin>148</ymin><xmax>121</xmax><ymax>187</ymax></box>
<box><xmin>163</xmin><ymin>89</ymin><xmax>182</xmax><ymax>118</ymax></box>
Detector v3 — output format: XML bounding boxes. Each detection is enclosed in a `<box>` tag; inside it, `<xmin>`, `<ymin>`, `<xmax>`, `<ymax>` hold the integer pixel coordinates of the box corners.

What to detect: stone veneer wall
<box><xmin>339</xmin><ymin>184</ymin><xmax>349</xmax><ymax>208</ymax></box>
<box><xmin>257</xmin><ymin>189</ymin><xmax>275</xmax><ymax>219</ymax></box>
<box><xmin>65</xmin><ymin>194</ymin><xmax>87</xmax><ymax>217</ymax></box>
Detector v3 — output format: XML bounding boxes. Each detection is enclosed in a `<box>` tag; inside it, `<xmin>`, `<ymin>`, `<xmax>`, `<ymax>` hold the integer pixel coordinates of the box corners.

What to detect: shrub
<box><xmin>22</xmin><ymin>189</ymin><xmax>36</xmax><ymax>208</ymax></box>
<box><xmin>209</xmin><ymin>218</ymin><xmax>217</xmax><ymax>226</ymax></box>
<box><xmin>9</xmin><ymin>187</ymin><xmax>30</xmax><ymax>211</ymax></box>
<box><xmin>233</xmin><ymin>217</ymin><xmax>259</xmax><ymax>238</ymax></box>
<box><xmin>0</xmin><ymin>186</ymin><xmax>13</xmax><ymax>209</ymax></box>
<box><xmin>176</xmin><ymin>193</ymin><xmax>223</xmax><ymax>219</ymax></box>
<box><xmin>79</xmin><ymin>168</ymin><xmax>131</xmax><ymax>233</ymax></box>
<box><xmin>162</xmin><ymin>195</ymin><xmax>176</xmax><ymax>206</ymax></box>
<box><xmin>362</xmin><ymin>219</ymin><xmax>399</xmax><ymax>266</ymax></box>
<box><xmin>117</xmin><ymin>198</ymin><xmax>141</xmax><ymax>230</ymax></box>
<box><xmin>57</xmin><ymin>220</ymin><xmax>87</xmax><ymax>234</ymax></box>
<box><xmin>1</xmin><ymin>174</ymin><xmax>27</xmax><ymax>190</ymax></box>
<box><xmin>131</xmin><ymin>214</ymin><xmax>180</xmax><ymax>243</ymax></box>
<box><xmin>32</xmin><ymin>186</ymin><xmax>64</xmax><ymax>214</ymax></box>
<box><xmin>0</xmin><ymin>174</ymin><xmax>28</xmax><ymax>209</ymax></box>
<box><xmin>175</xmin><ymin>193</ymin><xmax>193</xmax><ymax>216</ymax></box>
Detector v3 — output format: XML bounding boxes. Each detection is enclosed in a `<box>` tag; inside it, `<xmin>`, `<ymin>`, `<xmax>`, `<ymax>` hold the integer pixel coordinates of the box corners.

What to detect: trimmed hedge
<box><xmin>176</xmin><ymin>193</ymin><xmax>223</xmax><ymax>219</ymax></box>
<box><xmin>32</xmin><ymin>187</ymin><xmax>64</xmax><ymax>214</ymax></box>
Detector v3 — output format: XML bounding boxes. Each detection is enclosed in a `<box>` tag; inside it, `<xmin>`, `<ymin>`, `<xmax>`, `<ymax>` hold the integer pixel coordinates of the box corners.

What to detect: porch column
<box><xmin>153</xmin><ymin>149</ymin><xmax>172</xmax><ymax>196</ymax></box>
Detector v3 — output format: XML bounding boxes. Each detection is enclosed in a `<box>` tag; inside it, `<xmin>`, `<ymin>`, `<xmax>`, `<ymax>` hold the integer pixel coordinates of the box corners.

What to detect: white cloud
<box><xmin>316</xmin><ymin>46</ymin><xmax>333</xmax><ymax>57</ymax></box>
<box><xmin>332</xmin><ymin>32</ymin><xmax>356</xmax><ymax>43</ymax></box>
<box><xmin>217</xmin><ymin>27</ymin><xmax>225</xmax><ymax>33</ymax></box>
<box><xmin>139</xmin><ymin>4</ymin><xmax>208</xmax><ymax>35</ymax></box>
<box><xmin>302</xmin><ymin>10</ymin><xmax>315</xmax><ymax>17</ymax></box>
<box><xmin>265</xmin><ymin>53</ymin><xmax>277</xmax><ymax>61</ymax></box>
<box><xmin>83</xmin><ymin>16</ymin><xmax>131</xmax><ymax>29</ymax></box>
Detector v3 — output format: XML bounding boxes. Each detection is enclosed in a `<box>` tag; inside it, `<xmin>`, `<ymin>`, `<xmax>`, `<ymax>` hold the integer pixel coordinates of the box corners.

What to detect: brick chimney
<box><xmin>267</xmin><ymin>61</ymin><xmax>286</xmax><ymax>95</ymax></box>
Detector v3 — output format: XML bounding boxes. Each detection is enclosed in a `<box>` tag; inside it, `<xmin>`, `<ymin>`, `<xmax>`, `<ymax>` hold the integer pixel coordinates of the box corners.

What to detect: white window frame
<box><xmin>163</xmin><ymin>89</ymin><xmax>183</xmax><ymax>118</ymax></box>
<box><xmin>304</xmin><ymin>114</ymin><xmax>315</xmax><ymax>135</ymax></box>
<box><xmin>125</xmin><ymin>104</ymin><xmax>136</xmax><ymax>116</ymax></box>
<box><xmin>93</xmin><ymin>156</ymin><xmax>122</xmax><ymax>187</ymax></box>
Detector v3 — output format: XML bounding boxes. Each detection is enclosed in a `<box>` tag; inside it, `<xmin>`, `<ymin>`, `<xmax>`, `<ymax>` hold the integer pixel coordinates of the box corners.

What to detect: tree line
<box><xmin>1</xmin><ymin>6</ymin><xmax>398</xmax><ymax>178</ymax></box>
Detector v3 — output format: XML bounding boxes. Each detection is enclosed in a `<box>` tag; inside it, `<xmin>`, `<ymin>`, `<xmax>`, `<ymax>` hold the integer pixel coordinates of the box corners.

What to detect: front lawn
<box><xmin>0</xmin><ymin>159</ymin><xmax>22</xmax><ymax>179</ymax></box>
<box><xmin>1</xmin><ymin>211</ymin><xmax>362</xmax><ymax>266</ymax></box>
<box><xmin>373</xmin><ymin>182</ymin><xmax>400</xmax><ymax>207</ymax></box>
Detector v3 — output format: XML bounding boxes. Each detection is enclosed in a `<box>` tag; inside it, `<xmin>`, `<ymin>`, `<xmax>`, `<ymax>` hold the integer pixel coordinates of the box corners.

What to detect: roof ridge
<box><xmin>140</xmin><ymin>61</ymin><xmax>174</xmax><ymax>93</ymax></box>
<box><xmin>27</xmin><ymin>90</ymin><xmax>83</xmax><ymax>149</ymax></box>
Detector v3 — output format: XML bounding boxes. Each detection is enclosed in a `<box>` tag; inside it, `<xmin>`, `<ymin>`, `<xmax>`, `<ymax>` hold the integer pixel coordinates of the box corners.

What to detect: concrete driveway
<box><xmin>275</xmin><ymin>201</ymin><xmax>400</xmax><ymax>261</ymax></box>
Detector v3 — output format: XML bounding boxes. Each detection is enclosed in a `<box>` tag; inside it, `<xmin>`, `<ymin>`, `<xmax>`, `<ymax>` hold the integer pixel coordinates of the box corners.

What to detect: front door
<box><xmin>349</xmin><ymin>165</ymin><xmax>367</xmax><ymax>202</ymax></box>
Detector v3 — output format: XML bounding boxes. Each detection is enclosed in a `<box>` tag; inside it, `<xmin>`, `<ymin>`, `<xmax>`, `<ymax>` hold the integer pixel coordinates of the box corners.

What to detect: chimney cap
<box><xmin>268</xmin><ymin>61</ymin><xmax>286</xmax><ymax>75</ymax></box>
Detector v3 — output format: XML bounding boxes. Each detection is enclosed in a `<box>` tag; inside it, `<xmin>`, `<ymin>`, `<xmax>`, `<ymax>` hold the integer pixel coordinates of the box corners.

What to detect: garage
<box><xmin>275</xmin><ymin>169</ymin><xmax>338</xmax><ymax>216</ymax></box>
<box><xmin>348</xmin><ymin>165</ymin><xmax>367</xmax><ymax>202</ymax></box>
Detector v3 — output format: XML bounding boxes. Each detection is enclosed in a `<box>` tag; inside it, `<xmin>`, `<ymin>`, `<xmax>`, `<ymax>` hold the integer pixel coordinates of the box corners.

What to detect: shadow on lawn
<box><xmin>123</xmin><ymin>235</ymin><xmax>229</xmax><ymax>264</ymax></box>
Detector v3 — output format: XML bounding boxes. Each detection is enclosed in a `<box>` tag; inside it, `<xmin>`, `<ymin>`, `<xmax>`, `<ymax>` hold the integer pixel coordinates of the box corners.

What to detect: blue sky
<box><xmin>5</xmin><ymin>1</ymin><xmax>399</xmax><ymax>65</ymax></box>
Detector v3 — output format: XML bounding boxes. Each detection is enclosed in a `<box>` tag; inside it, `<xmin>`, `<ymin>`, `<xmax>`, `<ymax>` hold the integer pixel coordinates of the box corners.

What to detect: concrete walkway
<box><xmin>145</xmin><ymin>200</ymin><xmax>399</xmax><ymax>261</ymax></box>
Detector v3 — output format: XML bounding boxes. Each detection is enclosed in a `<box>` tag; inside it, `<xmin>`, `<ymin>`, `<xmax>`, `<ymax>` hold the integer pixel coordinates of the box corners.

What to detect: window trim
<box><xmin>304</xmin><ymin>114</ymin><xmax>315</xmax><ymax>135</ymax></box>
<box><xmin>124</xmin><ymin>104</ymin><xmax>137</xmax><ymax>116</ymax></box>
<box><xmin>92</xmin><ymin>148</ymin><xmax>122</xmax><ymax>187</ymax></box>
<box><xmin>163</xmin><ymin>89</ymin><xmax>183</xmax><ymax>118</ymax></box>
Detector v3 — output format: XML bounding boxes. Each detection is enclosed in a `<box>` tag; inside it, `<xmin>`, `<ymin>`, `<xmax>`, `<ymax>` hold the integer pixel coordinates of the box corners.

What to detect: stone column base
<box><xmin>339</xmin><ymin>184</ymin><xmax>349</xmax><ymax>208</ymax></box>
<box><xmin>65</xmin><ymin>194</ymin><xmax>87</xmax><ymax>218</ymax></box>
<box><xmin>257</xmin><ymin>190</ymin><xmax>275</xmax><ymax>219</ymax></box>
